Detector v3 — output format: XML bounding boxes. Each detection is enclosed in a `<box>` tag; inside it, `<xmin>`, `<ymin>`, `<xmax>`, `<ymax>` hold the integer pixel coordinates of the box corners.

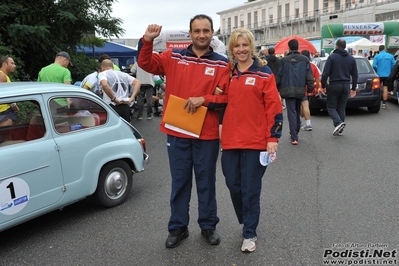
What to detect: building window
<box><xmin>323</xmin><ymin>0</ymin><xmax>329</xmax><ymax>13</ymax></box>
<box><xmin>335</xmin><ymin>0</ymin><xmax>341</xmax><ymax>11</ymax></box>
<box><xmin>254</xmin><ymin>11</ymin><xmax>258</xmax><ymax>29</ymax></box>
<box><xmin>234</xmin><ymin>16</ymin><xmax>238</xmax><ymax>28</ymax></box>
<box><xmin>285</xmin><ymin>3</ymin><xmax>290</xmax><ymax>22</ymax></box>
<box><xmin>247</xmin><ymin>13</ymin><xmax>252</xmax><ymax>29</ymax></box>
<box><xmin>303</xmin><ymin>0</ymin><xmax>308</xmax><ymax>15</ymax></box>
<box><xmin>262</xmin><ymin>8</ymin><xmax>266</xmax><ymax>27</ymax></box>
<box><xmin>269</xmin><ymin>6</ymin><xmax>273</xmax><ymax>24</ymax></box>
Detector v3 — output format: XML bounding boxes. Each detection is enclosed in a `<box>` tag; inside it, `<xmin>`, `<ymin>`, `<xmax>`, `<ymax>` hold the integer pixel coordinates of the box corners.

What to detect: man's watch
<box><xmin>111</xmin><ymin>96</ymin><xmax>116</xmax><ymax>102</ymax></box>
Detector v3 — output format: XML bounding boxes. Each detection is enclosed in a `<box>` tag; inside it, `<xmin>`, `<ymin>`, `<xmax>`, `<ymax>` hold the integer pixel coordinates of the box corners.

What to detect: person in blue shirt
<box><xmin>372</xmin><ymin>45</ymin><xmax>395</xmax><ymax>109</ymax></box>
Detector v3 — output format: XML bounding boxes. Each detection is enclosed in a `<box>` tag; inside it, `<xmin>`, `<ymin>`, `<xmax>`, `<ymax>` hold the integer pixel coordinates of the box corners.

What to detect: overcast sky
<box><xmin>111</xmin><ymin>0</ymin><xmax>247</xmax><ymax>38</ymax></box>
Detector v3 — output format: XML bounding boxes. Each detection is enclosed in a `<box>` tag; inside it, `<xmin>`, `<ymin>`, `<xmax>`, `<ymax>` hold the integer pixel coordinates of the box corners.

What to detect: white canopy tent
<box><xmin>346</xmin><ymin>38</ymin><xmax>381</xmax><ymax>53</ymax></box>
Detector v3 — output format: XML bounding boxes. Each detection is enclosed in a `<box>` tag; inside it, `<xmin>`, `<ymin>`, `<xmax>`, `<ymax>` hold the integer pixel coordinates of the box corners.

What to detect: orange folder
<box><xmin>162</xmin><ymin>94</ymin><xmax>208</xmax><ymax>138</ymax></box>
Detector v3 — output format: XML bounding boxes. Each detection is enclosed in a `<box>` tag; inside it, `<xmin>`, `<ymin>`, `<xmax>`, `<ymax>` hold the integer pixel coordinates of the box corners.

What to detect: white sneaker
<box><xmin>241</xmin><ymin>237</ymin><xmax>257</xmax><ymax>252</ymax></box>
<box><xmin>332</xmin><ymin>122</ymin><xmax>345</xmax><ymax>136</ymax></box>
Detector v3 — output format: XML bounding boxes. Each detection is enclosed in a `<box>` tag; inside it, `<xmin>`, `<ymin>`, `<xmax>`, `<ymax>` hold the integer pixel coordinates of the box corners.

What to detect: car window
<box><xmin>316</xmin><ymin>58</ymin><xmax>372</xmax><ymax>75</ymax></box>
<box><xmin>0</xmin><ymin>100</ymin><xmax>45</xmax><ymax>147</ymax></box>
<box><xmin>356</xmin><ymin>58</ymin><xmax>372</xmax><ymax>74</ymax></box>
<box><xmin>50</xmin><ymin>97</ymin><xmax>108</xmax><ymax>134</ymax></box>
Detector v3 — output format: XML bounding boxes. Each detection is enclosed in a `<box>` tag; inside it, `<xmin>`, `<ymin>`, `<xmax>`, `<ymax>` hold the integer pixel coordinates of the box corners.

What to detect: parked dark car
<box><xmin>310</xmin><ymin>56</ymin><xmax>381</xmax><ymax>114</ymax></box>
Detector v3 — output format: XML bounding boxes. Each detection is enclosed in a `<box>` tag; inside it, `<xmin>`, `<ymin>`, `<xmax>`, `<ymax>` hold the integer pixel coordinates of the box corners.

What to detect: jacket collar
<box><xmin>186</xmin><ymin>44</ymin><xmax>214</xmax><ymax>58</ymax></box>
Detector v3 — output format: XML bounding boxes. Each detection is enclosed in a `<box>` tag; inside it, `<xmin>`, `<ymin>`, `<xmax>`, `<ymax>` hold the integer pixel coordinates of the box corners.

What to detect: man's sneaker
<box><xmin>338</xmin><ymin>128</ymin><xmax>344</xmax><ymax>136</ymax></box>
<box><xmin>332</xmin><ymin>122</ymin><xmax>345</xmax><ymax>136</ymax></box>
<box><xmin>137</xmin><ymin>116</ymin><xmax>143</xmax><ymax>120</ymax></box>
<box><xmin>382</xmin><ymin>104</ymin><xmax>387</xmax><ymax>109</ymax></box>
<box><xmin>147</xmin><ymin>115</ymin><xmax>153</xmax><ymax>120</ymax></box>
<box><xmin>301</xmin><ymin>125</ymin><xmax>313</xmax><ymax>131</ymax></box>
<box><xmin>241</xmin><ymin>237</ymin><xmax>257</xmax><ymax>252</ymax></box>
<box><xmin>165</xmin><ymin>228</ymin><xmax>189</xmax><ymax>248</ymax></box>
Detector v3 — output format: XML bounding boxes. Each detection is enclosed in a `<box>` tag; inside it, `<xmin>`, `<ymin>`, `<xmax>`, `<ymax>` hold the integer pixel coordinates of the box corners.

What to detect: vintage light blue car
<box><xmin>0</xmin><ymin>83</ymin><xmax>149</xmax><ymax>232</ymax></box>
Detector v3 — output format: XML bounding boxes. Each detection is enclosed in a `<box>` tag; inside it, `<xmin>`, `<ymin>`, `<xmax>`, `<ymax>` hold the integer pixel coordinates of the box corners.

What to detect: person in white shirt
<box><xmin>98</xmin><ymin>59</ymin><xmax>141</xmax><ymax>121</ymax></box>
<box><xmin>80</xmin><ymin>70</ymin><xmax>101</xmax><ymax>95</ymax></box>
<box><xmin>131</xmin><ymin>62</ymin><xmax>155</xmax><ymax>120</ymax></box>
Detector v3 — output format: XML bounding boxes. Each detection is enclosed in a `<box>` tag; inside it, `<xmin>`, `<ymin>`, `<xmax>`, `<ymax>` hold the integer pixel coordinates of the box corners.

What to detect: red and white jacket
<box><xmin>137</xmin><ymin>37</ymin><xmax>230</xmax><ymax>140</ymax></box>
<box><xmin>221</xmin><ymin>59</ymin><xmax>283</xmax><ymax>150</ymax></box>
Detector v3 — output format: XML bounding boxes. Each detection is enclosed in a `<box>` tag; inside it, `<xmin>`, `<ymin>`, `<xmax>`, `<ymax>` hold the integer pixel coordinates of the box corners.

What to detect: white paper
<box><xmin>259</xmin><ymin>151</ymin><xmax>277</xmax><ymax>166</ymax></box>
<box><xmin>165</xmin><ymin>123</ymin><xmax>200</xmax><ymax>138</ymax></box>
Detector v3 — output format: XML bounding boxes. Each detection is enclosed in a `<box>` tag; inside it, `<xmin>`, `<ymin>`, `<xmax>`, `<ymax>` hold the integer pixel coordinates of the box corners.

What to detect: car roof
<box><xmin>0</xmin><ymin>82</ymin><xmax>92</xmax><ymax>98</ymax></box>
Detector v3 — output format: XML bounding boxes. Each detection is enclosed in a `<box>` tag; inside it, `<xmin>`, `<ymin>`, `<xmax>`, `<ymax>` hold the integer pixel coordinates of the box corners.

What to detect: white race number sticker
<box><xmin>0</xmin><ymin>177</ymin><xmax>30</xmax><ymax>215</ymax></box>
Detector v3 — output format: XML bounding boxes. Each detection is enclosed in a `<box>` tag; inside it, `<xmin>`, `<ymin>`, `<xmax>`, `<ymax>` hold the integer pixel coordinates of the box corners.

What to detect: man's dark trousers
<box><xmin>285</xmin><ymin>97</ymin><xmax>302</xmax><ymax>141</ymax></box>
<box><xmin>326</xmin><ymin>83</ymin><xmax>350</xmax><ymax>127</ymax></box>
<box><xmin>166</xmin><ymin>135</ymin><xmax>220</xmax><ymax>231</ymax></box>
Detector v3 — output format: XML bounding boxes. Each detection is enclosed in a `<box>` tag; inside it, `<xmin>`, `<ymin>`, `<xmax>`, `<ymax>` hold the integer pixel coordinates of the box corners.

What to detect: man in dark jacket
<box><xmin>266</xmin><ymin>48</ymin><xmax>285</xmax><ymax>109</ymax></box>
<box><xmin>276</xmin><ymin>39</ymin><xmax>314</xmax><ymax>145</ymax></box>
<box><xmin>265</xmin><ymin>47</ymin><xmax>282</xmax><ymax>75</ymax></box>
<box><xmin>321</xmin><ymin>39</ymin><xmax>358</xmax><ymax>136</ymax></box>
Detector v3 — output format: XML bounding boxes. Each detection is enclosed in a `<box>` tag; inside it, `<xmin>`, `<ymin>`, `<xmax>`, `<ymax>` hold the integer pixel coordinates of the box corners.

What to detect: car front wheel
<box><xmin>94</xmin><ymin>161</ymin><xmax>133</xmax><ymax>208</ymax></box>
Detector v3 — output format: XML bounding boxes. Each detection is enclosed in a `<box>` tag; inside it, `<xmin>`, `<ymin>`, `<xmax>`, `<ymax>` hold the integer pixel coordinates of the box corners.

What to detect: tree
<box><xmin>0</xmin><ymin>0</ymin><xmax>124</xmax><ymax>82</ymax></box>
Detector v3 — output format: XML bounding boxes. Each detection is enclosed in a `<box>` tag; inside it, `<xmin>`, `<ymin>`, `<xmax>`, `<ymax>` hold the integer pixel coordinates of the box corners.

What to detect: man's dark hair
<box><xmin>379</xmin><ymin>45</ymin><xmax>385</xmax><ymax>52</ymax></box>
<box><xmin>301</xmin><ymin>49</ymin><xmax>311</xmax><ymax>59</ymax></box>
<box><xmin>268</xmin><ymin>47</ymin><xmax>275</xmax><ymax>55</ymax></box>
<box><xmin>98</xmin><ymin>54</ymin><xmax>111</xmax><ymax>63</ymax></box>
<box><xmin>288</xmin><ymin>39</ymin><xmax>299</xmax><ymax>51</ymax></box>
<box><xmin>0</xmin><ymin>55</ymin><xmax>10</xmax><ymax>66</ymax></box>
<box><xmin>190</xmin><ymin>14</ymin><xmax>213</xmax><ymax>31</ymax></box>
<box><xmin>336</xmin><ymin>39</ymin><xmax>346</xmax><ymax>49</ymax></box>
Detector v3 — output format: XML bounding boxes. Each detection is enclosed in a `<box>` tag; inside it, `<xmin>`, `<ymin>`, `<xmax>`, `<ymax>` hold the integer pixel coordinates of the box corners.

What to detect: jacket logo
<box><xmin>245</xmin><ymin>77</ymin><xmax>256</xmax><ymax>85</ymax></box>
<box><xmin>205</xmin><ymin>67</ymin><xmax>215</xmax><ymax>76</ymax></box>
<box><xmin>178</xmin><ymin>61</ymin><xmax>189</xmax><ymax>65</ymax></box>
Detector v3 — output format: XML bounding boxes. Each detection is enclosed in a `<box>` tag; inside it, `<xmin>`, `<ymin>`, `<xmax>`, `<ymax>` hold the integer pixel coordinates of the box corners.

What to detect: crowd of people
<box><xmin>2</xmin><ymin>12</ymin><xmax>399</xmax><ymax>255</ymax></box>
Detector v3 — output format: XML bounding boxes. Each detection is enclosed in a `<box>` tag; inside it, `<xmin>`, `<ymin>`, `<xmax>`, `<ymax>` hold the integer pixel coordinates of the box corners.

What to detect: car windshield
<box><xmin>318</xmin><ymin>57</ymin><xmax>373</xmax><ymax>75</ymax></box>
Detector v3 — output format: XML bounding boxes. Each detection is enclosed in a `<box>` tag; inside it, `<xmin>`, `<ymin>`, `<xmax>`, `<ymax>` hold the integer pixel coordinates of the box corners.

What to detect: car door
<box><xmin>0</xmin><ymin>97</ymin><xmax>64</xmax><ymax>229</ymax></box>
<box><xmin>47</xmin><ymin>96</ymin><xmax>110</xmax><ymax>192</ymax></box>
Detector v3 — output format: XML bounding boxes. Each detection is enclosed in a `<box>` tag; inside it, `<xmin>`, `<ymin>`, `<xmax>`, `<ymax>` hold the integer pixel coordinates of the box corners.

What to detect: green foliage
<box><xmin>15</xmin><ymin>101</ymin><xmax>41</xmax><ymax>124</ymax></box>
<box><xmin>0</xmin><ymin>0</ymin><xmax>124</xmax><ymax>82</ymax></box>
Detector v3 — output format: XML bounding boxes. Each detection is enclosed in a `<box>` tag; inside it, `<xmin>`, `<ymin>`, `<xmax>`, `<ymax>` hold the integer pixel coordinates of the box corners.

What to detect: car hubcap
<box><xmin>105</xmin><ymin>168</ymin><xmax>127</xmax><ymax>199</ymax></box>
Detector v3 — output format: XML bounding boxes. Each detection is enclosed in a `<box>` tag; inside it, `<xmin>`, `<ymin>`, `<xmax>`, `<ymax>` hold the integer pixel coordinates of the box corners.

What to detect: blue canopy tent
<box><xmin>77</xmin><ymin>41</ymin><xmax>137</xmax><ymax>70</ymax></box>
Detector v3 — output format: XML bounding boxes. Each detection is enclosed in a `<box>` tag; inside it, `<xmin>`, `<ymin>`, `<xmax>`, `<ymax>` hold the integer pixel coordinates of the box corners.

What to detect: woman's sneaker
<box><xmin>241</xmin><ymin>237</ymin><xmax>257</xmax><ymax>252</ymax></box>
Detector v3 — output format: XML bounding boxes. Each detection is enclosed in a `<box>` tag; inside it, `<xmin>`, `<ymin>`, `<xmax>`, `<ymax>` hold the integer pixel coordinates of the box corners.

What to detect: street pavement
<box><xmin>0</xmin><ymin>102</ymin><xmax>398</xmax><ymax>266</ymax></box>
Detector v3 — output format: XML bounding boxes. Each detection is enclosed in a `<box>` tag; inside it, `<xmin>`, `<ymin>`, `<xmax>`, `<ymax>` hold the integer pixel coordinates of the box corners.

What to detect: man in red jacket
<box><xmin>137</xmin><ymin>14</ymin><xmax>230</xmax><ymax>249</ymax></box>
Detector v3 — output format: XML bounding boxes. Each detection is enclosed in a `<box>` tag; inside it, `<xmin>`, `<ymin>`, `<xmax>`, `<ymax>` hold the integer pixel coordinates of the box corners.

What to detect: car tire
<box><xmin>367</xmin><ymin>105</ymin><xmax>380</xmax><ymax>113</ymax></box>
<box><xmin>94</xmin><ymin>161</ymin><xmax>133</xmax><ymax>208</ymax></box>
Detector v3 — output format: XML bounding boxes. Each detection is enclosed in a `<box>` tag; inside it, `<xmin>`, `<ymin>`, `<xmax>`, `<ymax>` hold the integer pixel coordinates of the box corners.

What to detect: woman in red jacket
<box><xmin>220</xmin><ymin>28</ymin><xmax>283</xmax><ymax>252</ymax></box>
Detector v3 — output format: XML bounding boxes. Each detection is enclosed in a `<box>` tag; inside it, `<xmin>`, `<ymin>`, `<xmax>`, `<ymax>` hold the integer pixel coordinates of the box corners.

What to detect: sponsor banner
<box><xmin>322</xmin><ymin>38</ymin><xmax>335</xmax><ymax>49</ymax></box>
<box><xmin>166</xmin><ymin>41</ymin><xmax>192</xmax><ymax>49</ymax></box>
<box><xmin>343</xmin><ymin>23</ymin><xmax>384</xmax><ymax>36</ymax></box>
<box><xmin>388</xmin><ymin>36</ymin><xmax>399</xmax><ymax>46</ymax></box>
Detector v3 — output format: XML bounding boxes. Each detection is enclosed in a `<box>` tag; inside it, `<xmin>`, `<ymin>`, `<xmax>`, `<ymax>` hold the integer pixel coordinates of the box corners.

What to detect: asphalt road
<box><xmin>1</xmin><ymin>101</ymin><xmax>398</xmax><ymax>266</ymax></box>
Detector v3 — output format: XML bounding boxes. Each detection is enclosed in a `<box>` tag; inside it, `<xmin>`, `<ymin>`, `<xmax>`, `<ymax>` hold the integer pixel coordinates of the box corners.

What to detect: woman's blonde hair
<box><xmin>228</xmin><ymin>28</ymin><xmax>267</xmax><ymax>72</ymax></box>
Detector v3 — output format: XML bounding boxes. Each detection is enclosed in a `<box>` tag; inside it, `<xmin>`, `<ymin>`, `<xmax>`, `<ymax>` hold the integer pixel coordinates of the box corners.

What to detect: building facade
<box><xmin>217</xmin><ymin>0</ymin><xmax>399</xmax><ymax>49</ymax></box>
